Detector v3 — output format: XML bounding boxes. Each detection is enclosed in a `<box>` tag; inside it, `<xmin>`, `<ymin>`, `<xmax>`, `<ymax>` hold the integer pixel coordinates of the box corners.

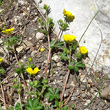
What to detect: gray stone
<box><xmin>52</xmin><ymin>54</ymin><xmax>59</xmax><ymax>62</ymax></box>
<box><xmin>101</xmin><ymin>86</ymin><xmax>110</xmax><ymax>100</ymax></box>
<box><xmin>71</xmin><ymin>96</ymin><xmax>78</xmax><ymax>101</ymax></box>
<box><xmin>23</xmin><ymin>40</ymin><xmax>33</xmax><ymax>50</ymax></box>
<box><xmin>57</xmin><ymin>62</ymin><xmax>62</xmax><ymax>67</ymax></box>
<box><xmin>84</xmin><ymin>100</ymin><xmax>91</xmax><ymax>105</ymax></box>
<box><xmin>31</xmin><ymin>50</ymin><xmax>38</xmax><ymax>57</ymax></box>
<box><xmin>82</xmin><ymin>93</ymin><xmax>86</xmax><ymax>98</ymax></box>
<box><xmin>73</xmin><ymin>90</ymin><xmax>80</xmax><ymax>96</ymax></box>
<box><xmin>34</xmin><ymin>0</ymin><xmax>110</xmax><ymax>74</ymax></box>
<box><xmin>80</xmin><ymin>75</ymin><xmax>87</xmax><ymax>83</ymax></box>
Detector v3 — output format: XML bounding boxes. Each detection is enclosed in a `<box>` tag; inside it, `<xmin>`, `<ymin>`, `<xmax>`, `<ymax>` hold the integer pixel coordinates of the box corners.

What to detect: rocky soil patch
<box><xmin>0</xmin><ymin>0</ymin><xmax>110</xmax><ymax>110</ymax></box>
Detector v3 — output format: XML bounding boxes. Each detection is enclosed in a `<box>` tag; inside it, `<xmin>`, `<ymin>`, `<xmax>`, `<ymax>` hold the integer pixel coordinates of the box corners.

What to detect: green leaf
<box><xmin>54</xmin><ymin>94</ymin><xmax>60</xmax><ymax>99</ymax></box>
<box><xmin>74</xmin><ymin>66</ymin><xmax>79</xmax><ymax>72</ymax></box>
<box><xmin>71</xmin><ymin>103</ymin><xmax>75</xmax><ymax>109</ymax></box>
<box><xmin>34</xmin><ymin>105</ymin><xmax>43</xmax><ymax>110</ymax></box>
<box><xmin>54</xmin><ymin>88</ymin><xmax>59</xmax><ymax>94</ymax></box>
<box><xmin>15</xmin><ymin>103</ymin><xmax>21</xmax><ymax>110</ymax></box>
<box><xmin>8</xmin><ymin>107</ymin><xmax>14</xmax><ymax>110</ymax></box>
<box><xmin>44</xmin><ymin>93</ymin><xmax>50</xmax><ymax>98</ymax></box>
<box><xmin>50</xmin><ymin>41</ymin><xmax>64</xmax><ymax>49</ymax></box>
<box><xmin>68</xmin><ymin>65</ymin><xmax>74</xmax><ymax>70</ymax></box>
<box><xmin>37</xmin><ymin>28</ymin><xmax>48</xmax><ymax>35</ymax></box>
<box><xmin>49</xmin><ymin>94</ymin><xmax>54</xmax><ymax>101</ymax></box>
<box><xmin>45</xmin><ymin>105</ymin><xmax>49</xmax><ymax>110</ymax></box>
<box><xmin>55</xmin><ymin>100</ymin><xmax>59</xmax><ymax>107</ymax></box>
<box><xmin>75</xmin><ymin>61</ymin><xmax>85</xmax><ymax>68</ymax></box>
<box><xmin>25</xmin><ymin>106</ymin><xmax>31</xmax><ymax>110</ymax></box>
<box><xmin>32</xmin><ymin>98</ymin><xmax>39</xmax><ymax>107</ymax></box>
<box><xmin>59</xmin><ymin>53</ymin><xmax>69</xmax><ymax>60</ymax></box>
<box><xmin>48</xmin><ymin>88</ymin><xmax>54</xmax><ymax>94</ymax></box>
<box><xmin>76</xmin><ymin>52</ymin><xmax>82</xmax><ymax>59</ymax></box>
<box><xmin>27</xmin><ymin>99</ymin><xmax>33</xmax><ymax>108</ymax></box>
<box><xmin>50</xmin><ymin>40</ymin><xmax>55</xmax><ymax>47</ymax></box>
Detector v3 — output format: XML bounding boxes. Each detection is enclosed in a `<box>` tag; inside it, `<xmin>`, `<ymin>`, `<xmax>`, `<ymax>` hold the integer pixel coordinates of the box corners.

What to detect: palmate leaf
<box><xmin>54</xmin><ymin>88</ymin><xmax>59</xmax><ymax>94</ymax></box>
<box><xmin>68</xmin><ymin>61</ymin><xmax>85</xmax><ymax>71</ymax></box>
<box><xmin>32</xmin><ymin>98</ymin><xmax>39</xmax><ymax>107</ymax></box>
<box><xmin>50</xmin><ymin>40</ymin><xmax>64</xmax><ymax>49</ymax></box>
<box><xmin>59</xmin><ymin>53</ymin><xmax>69</xmax><ymax>60</ymax></box>
<box><xmin>48</xmin><ymin>88</ymin><xmax>54</xmax><ymax>94</ymax></box>
<box><xmin>37</xmin><ymin>28</ymin><xmax>48</xmax><ymax>35</ymax></box>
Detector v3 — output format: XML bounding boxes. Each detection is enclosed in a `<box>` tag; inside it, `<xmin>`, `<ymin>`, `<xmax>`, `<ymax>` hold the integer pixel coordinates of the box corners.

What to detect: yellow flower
<box><xmin>63</xmin><ymin>9</ymin><xmax>75</xmax><ymax>21</ymax></box>
<box><xmin>62</xmin><ymin>34</ymin><xmax>76</xmax><ymax>42</ymax></box>
<box><xmin>26</xmin><ymin>67</ymin><xmax>39</xmax><ymax>75</ymax></box>
<box><xmin>0</xmin><ymin>58</ymin><xmax>3</xmax><ymax>62</ymax></box>
<box><xmin>79</xmin><ymin>46</ymin><xmax>88</xmax><ymax>54</ymax></box>
<box><xmin>40</xmin><ymin>48</ymin><xmax>45</xmax><ymax>52</ymax></box>
<box><xmin>2</xmin><ymin>28</ymin><xmax>14</xmax><ymax>34</ymax></box>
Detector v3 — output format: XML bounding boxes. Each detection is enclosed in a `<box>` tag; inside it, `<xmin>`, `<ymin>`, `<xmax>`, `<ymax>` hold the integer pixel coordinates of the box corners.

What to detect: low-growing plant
<box><xmin>44</xmin><ymin>88</ymin><xmax>60</xmax><ymax>101</ymax></box>
<box><xmin>25</xmin><ymin>98</ymin><xmax>43</xmax><ymax>110</ymax></box>
<box><xmin>0</xmin><ymin>2</ymin><xmax>101</xmax><ymax>110</ymax></box>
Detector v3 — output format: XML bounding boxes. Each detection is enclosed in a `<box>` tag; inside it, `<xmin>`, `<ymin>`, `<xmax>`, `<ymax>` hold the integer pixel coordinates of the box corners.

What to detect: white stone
<box><xmin>36</xmin><ymin>32</ymin><xmax>44</xmax><ymax>40</ymax></box>
<box><xmin>34</xmin><ymin>0</ymin><xmax>110</xmax><ymax>74</ymax></box>
<box><xmin>88</xmin><ymin>79</ymin><xmax>92</xmax><ymax>83</ymax></box>
<box><xmin>84</xmin><ymin>100</ymin><xmax>91</xmax><ymax>105</ymax></box>
<box><xmin>80</xmin><ymin>75</ymin><xmax>87</xmax><ymax>83</ymax></box>
<box><xmin>23</xmin><ymin>40</ymin><xmax>33</xmax><ymax>49</ymax></box>
<box><xmin>52</xmin><ymin>55</ymin><xmax>59</xmax><ymax>62</ymax></box>
<box><xmin>101</xmin><ymin>86</ymin><xmax>110</xmax><ymax>100</ymax></box>
<box><xmin>16</xmin><ymin>46</ymin><xmax>24</xmax><ymax>53</ymax></box>
<box><xmin>31</xmin><ymin>50</ymin><xmax>38</xmax><ymax>57</ymax></box>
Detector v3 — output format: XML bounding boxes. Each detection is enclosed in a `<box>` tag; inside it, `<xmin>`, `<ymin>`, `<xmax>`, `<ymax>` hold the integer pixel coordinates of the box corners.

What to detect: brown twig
<box><xmin>45</xmin><ymin>29</ymin><xmax>63</xmax><ymax>79</ymax></box>
<box><xmin>63</xmin><ymin>85</ymin><xmax>75</xmax><ymax>105</ymax></box>
<box><xmin>55</xmin><ymin>85</ymin><xmax>75</xmax><ymax>110</ymax></box>
<box><xmin>45</xmin><ymin>34</ymin><xmax>51</xmax><ymax>79</ymax></box>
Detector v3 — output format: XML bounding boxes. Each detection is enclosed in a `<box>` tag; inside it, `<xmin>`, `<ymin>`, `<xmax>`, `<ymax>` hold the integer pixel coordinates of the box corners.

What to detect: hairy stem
<box><xmin>60</xmin><ymin>44</ymin><xmax>71</xmax><ymax>105</ymax></box>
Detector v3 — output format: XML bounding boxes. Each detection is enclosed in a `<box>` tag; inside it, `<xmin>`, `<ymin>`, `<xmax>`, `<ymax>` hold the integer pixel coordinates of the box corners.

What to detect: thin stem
<box><xmin>45</xmin><ymin>28</ymin><xmax>62</xmax><ymax>79</ymax></box>
<box><xmin>79</xmin><ymin>10</ymin><xmax>99</xmax><ymax>43</ymax></box>
<box><xmin>60</xmin><ymin>44</ymin><xmax>71</xmax><ymax>105</ymax></box>
<box><xmin>45</xmin><ymin>34</ymin><xmax>51</xmax><ymax>79</ymax></box>
<box><xmin>55</xmin><ymin>85</ymin><xmax>75</xmax><ymax>110</ymax></box>
<box><xmin>18</xmin><ymin>93</ymin><xmax>23</xmax><ymax>110</ymax></box>
<box><xmin>0</xmin><ymin>0</ymin><xmax>15</xmax><ymax>14</ymax></box>
<box><xmin>53</xmin><ymin>28</ymin><xmax>62</xmax><ymax>45</ymax></box>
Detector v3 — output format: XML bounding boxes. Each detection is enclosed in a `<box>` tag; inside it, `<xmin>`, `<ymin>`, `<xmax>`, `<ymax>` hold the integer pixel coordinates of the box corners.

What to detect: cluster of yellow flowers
<box><xmin>2</xmin><ymin>28</ymin><xmax>14</xmax><ymax>34</ymax></box>
<box><xmin>62</xmin><ymin>34</ymin><xmax>76</xmax><ymax>42</ymax></box>
<box><xmin>63</xmin><ymin>9</ymin><xmax>75</xmax><ymax>21</ymax></box>
<box><xmin>62</xmin><ymin>34</ymin><xmax>88</xmax><ymax>54</ymax></box>
<box><xmin>26</xmin><ymin>67</ymin><xmax>39</xmax><ymax>75</ymax></box>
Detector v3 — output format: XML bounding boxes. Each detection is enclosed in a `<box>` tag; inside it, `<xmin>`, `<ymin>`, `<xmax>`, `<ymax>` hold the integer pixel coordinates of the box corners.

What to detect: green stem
<box><xmin>0</xmin><ymin>0</ymin><xmax>15</xmax><ymax>14</ymax></box>
<box><xmin>83</xmin><ymin>80</ymin><xmax>105</xmax><ymax>110</ymax></box>
<box><xmin>79</xmin><ymin>10</ymin><xmax>99</xmax><ymax>43</ymax></box>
